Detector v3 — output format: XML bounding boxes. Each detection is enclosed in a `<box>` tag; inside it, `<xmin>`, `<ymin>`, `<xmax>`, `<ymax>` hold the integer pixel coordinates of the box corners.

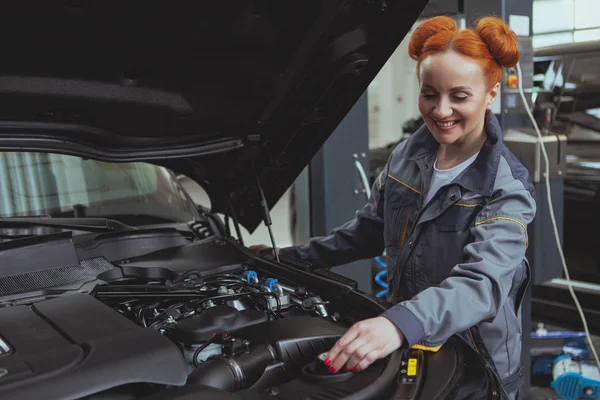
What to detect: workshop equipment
<box><xmin>530</xmin><ymin>324</ymin><xmax>589</xmax><ymax>386</ymax></box>
<box><xmin>551</xmin><ymin>354</ymin><xmax>600</xmax><ymax>400</ymax></box>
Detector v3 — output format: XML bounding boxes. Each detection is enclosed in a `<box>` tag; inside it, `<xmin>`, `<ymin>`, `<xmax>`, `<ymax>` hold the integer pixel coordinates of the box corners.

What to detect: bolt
<box><xmin>353</xmin><ymin>153</ymin><xmax>358</xmax><ymax>159</ymax></box>
<box><xmin>354</xmin><ymin>189</ymin><xmax>359</xmax><ymax>194</ymax></box>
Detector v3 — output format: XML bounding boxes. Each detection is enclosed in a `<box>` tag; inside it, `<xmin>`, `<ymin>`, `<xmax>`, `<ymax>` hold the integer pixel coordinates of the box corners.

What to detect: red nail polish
<box><xmin>324</xmin><ymin>358</ymin><xmax>331</xmax><ymax>366</ymax></box>
<box><xmin>352</xmin><ymin>368</ymin><xmax>358</xmax><ymax>373</ymax></box>
<box><xmin>329</xmin><ymin>366</ymin><xmax>336</xmax><ymax>373</ymax></box>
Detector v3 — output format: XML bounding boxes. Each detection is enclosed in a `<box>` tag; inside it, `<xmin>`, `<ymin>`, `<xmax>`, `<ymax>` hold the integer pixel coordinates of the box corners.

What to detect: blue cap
<box><xmin>243</xmin><ymin>270</ymin><xmax>258</xmax><ymax>283</ymax></box>
<box><xmin>265</xmin><ymin>278</ymin><xmax>279</xmax><ymax>292</ymax></box>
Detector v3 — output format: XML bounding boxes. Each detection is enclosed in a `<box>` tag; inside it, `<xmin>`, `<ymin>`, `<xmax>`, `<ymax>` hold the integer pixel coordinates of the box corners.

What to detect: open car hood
<box><xmin>0</xmin><ymin>1</ymin><xmax>429</xmax><ymax>231</ymax></box>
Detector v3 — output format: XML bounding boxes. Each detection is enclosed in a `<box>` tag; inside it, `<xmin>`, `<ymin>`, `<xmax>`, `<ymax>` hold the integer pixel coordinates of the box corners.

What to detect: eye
<box><xmin>453</xmin><ymin>95</ymin><xmax>468</xmax><ymax>101</ymax></box>
<box><xmin>421</xmin><ymin>92</ymin><xmax>437</xmax><ymax>99</ymax></box>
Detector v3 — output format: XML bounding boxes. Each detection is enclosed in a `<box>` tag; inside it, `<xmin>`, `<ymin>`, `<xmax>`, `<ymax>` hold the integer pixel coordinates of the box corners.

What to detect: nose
<box><xmin>432</xmin><ymin>97</ymin><xmax>453</xmax><ymax>120</ymax></box>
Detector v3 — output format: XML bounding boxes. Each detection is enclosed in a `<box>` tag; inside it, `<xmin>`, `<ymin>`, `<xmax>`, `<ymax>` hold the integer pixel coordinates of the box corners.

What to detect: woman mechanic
<box><xmin>251</xmin><ymin>15</ymin><xmax>536</xmax><ymax>399</ymax></box>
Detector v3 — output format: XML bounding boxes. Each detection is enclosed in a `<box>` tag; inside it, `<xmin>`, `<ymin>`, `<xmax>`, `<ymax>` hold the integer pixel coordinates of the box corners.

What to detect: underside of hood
<box><xmin>0</xmin><ymin>1</ymin><xmax>430</xmax><ymax>231</ymax></box>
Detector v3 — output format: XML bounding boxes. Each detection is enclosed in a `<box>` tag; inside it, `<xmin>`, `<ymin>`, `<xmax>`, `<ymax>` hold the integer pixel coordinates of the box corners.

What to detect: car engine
<box><xmin>0</xmin><ymin>242</ymin><xmax>394</xmax><ymax>400</ymax></box>
<box><xmin>0</xmin><ymin>236</ymin><xmax>502</xmax><ymax>400</ymax></box>
<box><xmin>95</xmin><ymin>265</ymin><xmax>352</xmax><ymax>392</ymax></box>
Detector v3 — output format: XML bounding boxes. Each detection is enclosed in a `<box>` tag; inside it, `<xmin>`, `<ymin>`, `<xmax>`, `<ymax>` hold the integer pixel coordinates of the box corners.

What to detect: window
<box><xmin>533</xmin><ymin>0</ymin><xmax>574</xmax><ymax>34</ymax></box>
<box><xmin>0</xmin><ymin>152</ymin><xmax>199</xmax><ymax>224</ymax></box>
<box><xmin>533</xmin><ymin>0</ymin><xmax>600</xmax><ymax>48</ymax></box>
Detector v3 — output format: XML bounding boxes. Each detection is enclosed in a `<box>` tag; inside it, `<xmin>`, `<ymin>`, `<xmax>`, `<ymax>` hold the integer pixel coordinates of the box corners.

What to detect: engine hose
<box><xmin>187</xmin><ymin>343</ymin><xmax>276</xmax><ymax>391</ymax></box>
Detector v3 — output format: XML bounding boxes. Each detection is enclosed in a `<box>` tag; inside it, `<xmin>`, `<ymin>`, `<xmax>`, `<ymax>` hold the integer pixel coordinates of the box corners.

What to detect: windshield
<box><xmin>0</xmin><ymin>152</ymin><xmax>200</xmax><ymax>225</ymax></box>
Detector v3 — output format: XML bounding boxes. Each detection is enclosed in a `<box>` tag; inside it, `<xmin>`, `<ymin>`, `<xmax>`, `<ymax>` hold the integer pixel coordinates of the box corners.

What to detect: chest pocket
<box><xmin>384</xmin><ymin>179</ymin><xmax>420</xmax><ymax>250</ymax></box>
<box><xmin>422</xmin><ymin>203</ymin><xmax>483</xmax><ymax>286</ymax></box>
<box><xmin>435</xmin><ymin>203</ymin><xmax>483</xmax><ymax>232</ymax></box>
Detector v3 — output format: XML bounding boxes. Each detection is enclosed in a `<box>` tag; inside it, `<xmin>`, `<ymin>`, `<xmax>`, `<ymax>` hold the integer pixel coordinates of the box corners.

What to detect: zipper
<box><xmin>399</xmin><ymin>208</ymin><xmax>413</xmax><ymax>249</ymax></box>
<box><xmin>468</xmin><ymin>328</ymin><xmax>480</xmax><ymax>353</ymax></box>
<box><xmin>468</xmin><ymin>328</ymin><xmax>509</xmax><ymax>399</ymax></box>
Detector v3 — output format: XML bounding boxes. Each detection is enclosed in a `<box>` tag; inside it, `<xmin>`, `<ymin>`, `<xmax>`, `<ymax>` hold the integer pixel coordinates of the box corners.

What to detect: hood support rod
<box><xmin>256</xmin><ymin>175</ymin><xmax>280</xmax><ymax>263</ymax></box>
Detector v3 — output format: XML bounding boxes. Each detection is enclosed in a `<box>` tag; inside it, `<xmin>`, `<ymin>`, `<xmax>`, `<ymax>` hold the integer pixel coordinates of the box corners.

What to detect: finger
<box><xmin>330</xmin><ymin>334</ymin><xmax>372</xmax><ymax>373</ymax></box>
<box><xmin>248</xmin><ymin>245</ymin><xmax>266</xmax><ymax>252</ymax></box>
<box><xmin>325</xmin><ymin>326</ymin><xmax>361</xmax><ymax>366</ymax></box>
<box><xmin>353</xmin><ymin>349</ymin><xmax>382</xmax><ymax>372</ymax></box>
<box><xmin>343</xmin><ymin>341</ymin><xmax>379</xmax><ymax>371</ymax></box>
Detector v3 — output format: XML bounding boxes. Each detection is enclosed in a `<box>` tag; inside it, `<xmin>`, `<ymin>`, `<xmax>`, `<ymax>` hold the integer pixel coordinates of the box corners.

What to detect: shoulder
<box><xmin>490</xmin><ymin>145</ymin><xmax>536</xmax><ymax>206</ymax></box>
<box><xmin>389</xmin><ymin>136</ymin><xmax>411</xmax><ymax>158</ymax></box>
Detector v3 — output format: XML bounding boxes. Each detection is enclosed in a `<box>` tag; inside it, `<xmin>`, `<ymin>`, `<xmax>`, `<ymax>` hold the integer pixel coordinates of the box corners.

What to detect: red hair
<box><xmin>408</xmin><ymin>16</ymin><xmax>520</xmax><ymax>88</ymax></box>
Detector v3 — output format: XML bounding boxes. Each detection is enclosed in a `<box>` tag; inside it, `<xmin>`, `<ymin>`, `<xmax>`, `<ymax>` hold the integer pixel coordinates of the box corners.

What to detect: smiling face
<box><xmin>417</xmin><ymin>50</ymin><xmax>499</xmax><ymax>149</ymax></box>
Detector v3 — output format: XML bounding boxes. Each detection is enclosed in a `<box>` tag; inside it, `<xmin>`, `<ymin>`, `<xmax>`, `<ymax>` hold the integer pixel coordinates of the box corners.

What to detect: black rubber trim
<box><xmin>342</xmin><ymin>347</ymin><xmax>405</xmax><ymax>400</ymax></box>
<box><xmin>314</xmin><ymin>269</ymin><xmax>358</xmax><ymax>290</ymax></box>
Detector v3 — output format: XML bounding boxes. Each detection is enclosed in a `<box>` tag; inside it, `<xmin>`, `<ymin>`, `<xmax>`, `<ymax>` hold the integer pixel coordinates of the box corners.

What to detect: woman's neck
<box><xmin>436</xmin><ymin>127</ymin><xmax>487</xmax><ymax>170</ymax></box>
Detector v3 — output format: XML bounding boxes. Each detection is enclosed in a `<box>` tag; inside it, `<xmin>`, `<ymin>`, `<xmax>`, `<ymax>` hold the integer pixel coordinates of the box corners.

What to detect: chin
<box><xmin>426</xmin><ymin>123</ymin><xmax>463</xmax><ymax>146</ymax></box>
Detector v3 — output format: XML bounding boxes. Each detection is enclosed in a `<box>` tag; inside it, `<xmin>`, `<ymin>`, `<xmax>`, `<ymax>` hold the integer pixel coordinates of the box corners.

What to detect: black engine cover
<box><xmin>0</xmin><ymin>294</ymin><xmax>188</xmax><ymax>400</ymax></box>
<box><xmin>171</xmin><ymin>305</ymin><xmax>269</xmax><ymax>344</ymax></box>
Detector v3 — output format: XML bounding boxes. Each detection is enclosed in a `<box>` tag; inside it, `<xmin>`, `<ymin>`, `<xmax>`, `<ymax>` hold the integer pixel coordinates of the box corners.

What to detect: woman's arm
<box><xmin>278</xmin><ymin>163</ymin><xmax>390</xmax><ymax>268</ymax></box>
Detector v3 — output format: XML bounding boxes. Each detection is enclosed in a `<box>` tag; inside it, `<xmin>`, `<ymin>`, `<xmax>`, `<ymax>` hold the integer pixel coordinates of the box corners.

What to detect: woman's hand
<box><xmin>325</xmin><ymin>316</ymin><xmax>405</xmax><ymax>373</ymax></box>
<box><xmin>248</xmin><ymin>244</ymin><xmax>280</xmax><ymax>257</ymax></box>
<box><xmin>248</xmin><ymin>244</ymin><xmax>270</xmax><ymax>253</ymax></box>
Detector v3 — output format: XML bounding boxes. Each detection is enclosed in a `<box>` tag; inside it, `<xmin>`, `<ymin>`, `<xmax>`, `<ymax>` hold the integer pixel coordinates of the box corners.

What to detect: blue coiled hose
<box><xmin>374</xmin><ymin>250</ymin><xmax>387</xmax><ymax>298</ymax></box>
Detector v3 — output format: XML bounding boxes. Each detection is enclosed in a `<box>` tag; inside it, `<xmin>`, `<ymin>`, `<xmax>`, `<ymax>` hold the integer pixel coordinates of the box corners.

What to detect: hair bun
<box><xmin>408</xmin><ymin>16</ymin><xmax>457</xmax><ymax>61</ymax></box>
<box><xmin>475</xmin><ymin>16</ymin><xmax>520</xmax><ymax>68</ymax></box>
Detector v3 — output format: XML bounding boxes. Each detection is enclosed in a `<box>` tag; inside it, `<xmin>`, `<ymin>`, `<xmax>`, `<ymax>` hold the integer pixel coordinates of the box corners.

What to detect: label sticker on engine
<box><xmin>407</xmin><ymin>358</ymin><xmax>417</xmax><ymax>376</ymax></box>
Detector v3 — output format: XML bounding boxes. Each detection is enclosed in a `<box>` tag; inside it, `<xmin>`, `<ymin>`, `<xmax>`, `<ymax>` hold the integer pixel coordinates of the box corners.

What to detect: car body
<box><xmin>0</xmin><ymin>3</ymin><xmax>505</xmax><ymax>399</ymax></box>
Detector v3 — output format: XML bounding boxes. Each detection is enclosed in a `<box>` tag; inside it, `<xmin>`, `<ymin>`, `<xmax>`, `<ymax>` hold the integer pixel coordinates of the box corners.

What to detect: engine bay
<box><xmin>0</xmin><ymin>236</ymin><xmax>398</xmax><ymax>400</ymax></box>
<box><xmin>0</xmin><ymin>235</ymin><xmax>502</xmax><ymax>400</ymax></box>
<box><xmin>94</xmin><ymin>263</ymin><xmax>368</xmax><ymax>394</ymax></box>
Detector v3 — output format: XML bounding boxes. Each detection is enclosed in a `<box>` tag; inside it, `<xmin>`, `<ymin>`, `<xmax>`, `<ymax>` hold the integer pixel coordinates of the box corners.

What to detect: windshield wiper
<box><xmin>0</xmin><ymin>216</ymin><xmax>136</xmax><ymax>233</ymax></box>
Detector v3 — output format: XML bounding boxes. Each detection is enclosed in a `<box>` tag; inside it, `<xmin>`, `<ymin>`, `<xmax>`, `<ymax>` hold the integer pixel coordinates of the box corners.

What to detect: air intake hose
<box><xmin>187</xmin><ymin>343</ymin><xmax>276</xmax><ymax>391</ymax></box>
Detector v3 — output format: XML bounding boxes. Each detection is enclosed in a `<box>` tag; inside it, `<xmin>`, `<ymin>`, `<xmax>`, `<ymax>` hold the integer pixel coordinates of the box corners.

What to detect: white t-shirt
<box><xmin>425</xmin><ymin>152</ymin><xmax>479</xmax><ymax>204</ymax></box>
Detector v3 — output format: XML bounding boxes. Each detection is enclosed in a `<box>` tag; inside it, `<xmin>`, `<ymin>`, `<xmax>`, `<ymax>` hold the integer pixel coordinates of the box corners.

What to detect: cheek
<box><xmin>458</xmin><ymin>103</ymin><xmax>485</xmax><ymax>124</ymax></box>
<box><xmin>417</xmin><ymin>97</ymin><xmax>429</xmax><ymax>116</ymax></box>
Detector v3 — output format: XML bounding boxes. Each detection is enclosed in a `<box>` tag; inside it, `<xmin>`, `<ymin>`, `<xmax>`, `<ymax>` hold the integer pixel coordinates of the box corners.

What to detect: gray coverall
<box><xmin>279</xmin><ymin>113</ymin><xmax>536</xmax><ymax>399</ymax></box>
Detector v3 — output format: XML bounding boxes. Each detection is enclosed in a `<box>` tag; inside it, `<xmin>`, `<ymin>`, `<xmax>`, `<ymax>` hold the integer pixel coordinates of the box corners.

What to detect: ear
<box><xmin>487</xmin><ymin>82</ymin><xmax>500</xmax><ymax>110</ymax></box>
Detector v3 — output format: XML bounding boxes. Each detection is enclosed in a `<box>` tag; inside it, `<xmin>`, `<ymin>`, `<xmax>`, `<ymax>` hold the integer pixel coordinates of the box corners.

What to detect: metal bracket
<box><xmin>353</xmin><ymin>153</ymin><xmax>371</xmax><ymax>201</ymax></box>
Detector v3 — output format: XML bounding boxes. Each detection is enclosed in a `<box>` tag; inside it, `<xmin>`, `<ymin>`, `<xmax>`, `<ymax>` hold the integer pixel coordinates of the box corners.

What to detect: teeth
<box><xmin>436</xmin><ymin>120</ymin><xmax>457</xmax><ymax>127</ymax></box>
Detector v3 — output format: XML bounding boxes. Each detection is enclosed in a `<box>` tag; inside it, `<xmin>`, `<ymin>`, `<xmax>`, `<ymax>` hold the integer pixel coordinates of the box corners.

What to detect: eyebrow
<box><xmin>422</xmin><ymin>84</ymin><xmax>473</xmax><ymax>91</ymax></box>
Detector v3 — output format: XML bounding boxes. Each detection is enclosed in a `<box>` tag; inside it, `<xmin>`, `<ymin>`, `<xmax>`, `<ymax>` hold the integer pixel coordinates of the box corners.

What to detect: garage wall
<box><xmin>367</xmin><ymin>22</ymin><xmax>420</xmax><ymax>150</ymax></box>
